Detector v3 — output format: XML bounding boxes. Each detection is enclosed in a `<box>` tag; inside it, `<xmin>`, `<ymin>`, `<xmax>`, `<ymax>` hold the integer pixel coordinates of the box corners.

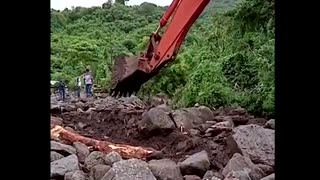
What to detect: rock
<box><xmin>51</xmin><ymin>151</ymin><xmax>64</xmax><ymax>162</ymax></box>
<box><xmin>189</xmin><ymin>129</ymin><xmax>201</xmax><ymax>136</ymax></box>
<box><xmin>224</xmin><ymin>170</ymin><xmax>251</xmax><ymax>180</ymax></box>
<box><xmin>196</xmin><ymin>124</ymin><xmax>212</xmax><ymax>134</ymax></box>
<box><xmin>210</xmin><ymin>177</ymin><xmax>222</xmax><ymax>180</ymax></box>
<box><xmin>70</xmin><ymin>97</ymin><xmax>78</xmax><ymax>103</ymax></box>
<box><xmin>51</xmin><ymin>97</ymin><xmax>58</xmax><ymax>105</ymax></box>
<box><xmin>229</xmin><ymin>115</ymin><xmax>249</xmax><ymax>126</ymax></box>
<box><xmin>64</xmin><ymin>170</ymin><xmax>86</xmax><ymax>180</ymax></box>
<box><xmin>77</xmin><ymin>108</ymin><xmax>84</xmax><ymax>113</ymax></box>
<box><xmin>186</xmin><ymin>106</ymin><xmax>214</xmax><ymax>122</ymax></box>
<box><xmin>73</xmin><ymin>142</ymin><xmax>90</xmax><ymax>163</ymax></box>
<box><xmin>227</xmin><ymin>125</ymin><xmax>275</xmax><ymax>166</ymax></box>
<box><xmin>246</xmin><ymin>118</ymin><xmax>268</xmax><ymax>126</ymax></box>
<box><xmin>75</xmin><ymin>102</ymin><xmax>85</xmax><ymax>109</ymax></box>
<box><xmin>205</xmin><ymin>121</ymin><xmax>217</xmax><ymax>125</ymax></box>
<box><xmin>205</xmin><ymin>120</ymin><xmax>234</xmax><ymax>137</ymax></box>
<box><xmin>264</xmin><ymin>119</ymin><xmax>275</xmax><ymax>130</ymax></box>
<box><xmin>51</xmin><ymin>104</ymin><xmax>61</xmax><ymax>114</ymax></box>
<box><xmin>202</xmin><ymin>171</ymin><xmax>224</xmax><ymax>180</ymax></box>
<box><xmin>172</xmin><ymin>109</ymin><xmax>206</xmax><ymax>130</ymax></box>
<box><xmin>216</xmin><ymin>107</ymin><xmax>247</xmax><ymax>116</ymax></box>
<box><xmin>260</xmin><ymin>173</ymin><xmax>274</xmax><ymax>180</ymax></box>
<box><xmin>51</xmin><ymin>154</ymin><xmax>79</xmax><ymax>177</ymax></box>
<box><xmin>65</xmin><ymin>127</ymin><xmax>76</xmax><ymax>132</ymax></box>
<box><xmin>138</xmin><ymin>107</ymin><xmax>175</xmax><ymax>136</ymax></box>
<box><xmin>256</xmin><ymin>164</ymin><xmax>274</xmax><ymax>175</ymax></box>
<box><xmin>101</xmin><ymin>158</ymin><xmax>156</xmax><ymax>180</ymax></box>
<box><xmin>184</xmin><ymin>175</ymin><xmax>201</xmax><ymax>180</ymax></box>
<box><xmin>148</xmin><ymin>159</ymin><xmax>183</xmax><ymax>180</ymax></box>
<box><xmin>127</xmin><ymin>118</ymin><xmax>136</xmax><ymax>127</ymax></box>
<box><xmin>64</xmin><ymin>105</ymin><xmax>76</xmax><ymax>112</ymax></box>
<box><xmin>222</xmin><ymin>153</ymin><xmax>265</xmax><ymax>180</ymax></box>
<box><xmin>211</xmin><ymin>146</ymin><xmax>231</xmax><ymax>170</ymax></box>
<box><xmin>51</xmin><ymin>116</ymin><xmax>63</xmax><ymax>126</ymax></box>
<box><xmin>202</xmin><ymin>171</ymin><xmax>214</xmax><ymax>180</ymax></box>
<box><xmin>96</xmin><ymin>104</ymin><xmax>107</xmax><ymax>111</ymax></box>
<box><xmin>77</xmin><ymin>122</ymin><xmax>88</xmax><ymax>129</ymax></box>
<box><xmin>84</xmin><ymin>151</ymin><xmax>106</xmax><ymax>171</ymax></box>
<box><xmin>104</xmin><ymin>151</ymin><xmax>122</xmax><ymax>166</ymax></box>
<box><xmin>213</xmin><ymin>116</ymin><xmax>232</xmax><ymax>122</ymax></box>
<box><xmin>149</xmin><ymin>96</ymin><xmax>165</xmax><ymax>107</ymax></box>
<box><xmin>51</xmin><ymin>141</ymin><xmax>77</xmax><ymax>156</ymax></box>
<box><xmin>156</xmin><ymin>104</ymin><xmax>172</xmax><ymax>112</ymax></box>
<box><xmin>89</xmin><ymin>164</ymin><xmax>111</xmax><ymax>180</ymax></box>
<box><xmin>179</xmin><ymin>150</ymin><xmax>210</xmax><ymax>177</ymax></box>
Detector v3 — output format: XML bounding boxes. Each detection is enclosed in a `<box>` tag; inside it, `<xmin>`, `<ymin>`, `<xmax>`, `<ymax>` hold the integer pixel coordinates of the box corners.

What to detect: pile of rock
<box><xmin>51</xmin><ymin>96</ymin><xmax>275</xmax><ymax>180</ymax></box>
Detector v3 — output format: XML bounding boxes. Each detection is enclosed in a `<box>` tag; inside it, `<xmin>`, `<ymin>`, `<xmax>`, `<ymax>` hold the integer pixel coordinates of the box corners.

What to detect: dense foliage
<box><xmin>51</xmin><ymin>0</ymin><xmax>275</xmax><ymax>117</ymax></box>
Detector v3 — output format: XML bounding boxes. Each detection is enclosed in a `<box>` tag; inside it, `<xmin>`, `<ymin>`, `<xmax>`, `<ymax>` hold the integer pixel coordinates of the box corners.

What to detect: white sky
<box><xmin>51</xmin><ymin>0</ymin><xmax>172</xmax><ymax>10</ymax></box>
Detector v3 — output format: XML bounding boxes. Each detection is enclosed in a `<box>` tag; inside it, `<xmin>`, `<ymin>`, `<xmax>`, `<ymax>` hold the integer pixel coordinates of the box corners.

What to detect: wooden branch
<box><xmin>51</xmin><ymin>124</ymin><xmax>161</xmax><ymax>160</ymax></box>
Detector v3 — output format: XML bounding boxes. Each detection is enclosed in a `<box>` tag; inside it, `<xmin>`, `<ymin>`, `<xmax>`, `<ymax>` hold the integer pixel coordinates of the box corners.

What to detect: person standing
<box><xmin>58</xmin><ymin>80</ymin><xmax>66</xmax><ymax>101</ymax></box>
<box><xmin>83</xmin><ymin>69</ymin><xmax>94</xmax><ymax>97</ymax></box>
<box><xmin>75</xmin><ymin>76</ymin><xmax>82</xmax><ymax>98</ymax></box>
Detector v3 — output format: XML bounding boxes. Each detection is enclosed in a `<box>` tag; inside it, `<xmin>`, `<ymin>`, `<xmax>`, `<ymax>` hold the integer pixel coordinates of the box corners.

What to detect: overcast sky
<box><xmin>51</xmin><ymin>0</ymin><xmax>172</xmax><ymax>10</ymax></box>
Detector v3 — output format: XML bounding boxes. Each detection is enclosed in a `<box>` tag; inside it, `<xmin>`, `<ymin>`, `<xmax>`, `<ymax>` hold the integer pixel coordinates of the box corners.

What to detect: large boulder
<box><xmin>101</xmin><ymin>158</ymin><xmax>156</xmax><ymax>180</ymax></box>
<box><xmin>264</xmin><ymin>119</ymin><xmax>275</xmax><ymax>130</ymax></box>
<box><xmin>51</xmin><ymin>116</ymin><xmax>63</xmax><ymax>126</ymax></box>
<box><xmin>185</xmin><ymin>106</ymin><xmax>214</xmax><ymax>122</ymax></box>
<box><xmin>51</xmin><ymin>154</ymin><xmax>79</xmax><ymax>177</ymax></box>
<box><xmin>104</xmin><ymin>151</ymin><xmax>122</xmax><ymax>166</ymax></box>
<box><xmin>179</xmin><ymin>150</ymin><xmax>210</xmax><ymax>177</ymax></box>
<box><xmin>84</xmin><ymin>151</ymin><xmax>106</xmax><ymax>171</ymax></box>
<box><xmin>224</xmin><ymin>170</ymin><xmax>251</xmax><ymax>180</ymax></box>
<box><xmin>173</xmin><ymin>106</ymin><xmax>214</xmax><ymax>131</ymax></box>
<box><xmin>51</xmin><ymin>104</ymin><xmax>61</xmax><ymax>114</ymax></box>
<box><xmin>227</xmin><ymin>124</ymin><xmax>275</xmax><ymax>166</ymax></box>
<box><xmin>51</xmin><ymin>141</ymin><xmax>77</xmax><ymax>156</ymax></box>
<box><xmin>73</xmin><ymin>142</ymin><xmax>90</xmax><ymax>163</ymax></box>
<box><xmin>148</xmin><ymin>159</ymin><xmax>183</xmax><ymax>180</ymax></box>
<box><xmin>89</xmin><ymin>164</ymin><xmax>111</xmax><ymax>180</ymax></box>
<box><xmin>260</xmin><ymin>173</ymin><xmax>274</xmax><ymax>180</ymax></box>
<box><xmin>64</xmin><ymin>170</ymin><xmax>86</xmax><ymax>180</ymax></box>
<box><xmin>222</xmin><ymin>153</ymin><xmax>265</xmax><ymax>180</ymax></box>
<box><xmin>202</xmin><ymin>170</ymin><xmax>224</xmax><ymax>180</ymax></box>
<box><xmin>138</xmin><ymin>107</ymin><xmax>176</xmax><ymax>136</ymax></box>
<box><xmin>256</xmin><ymin>164</ymin><xmax>274</xmax><ymax>175</ymax></box>
<box><xmin>51</xmin><ymin>151</ymin><xmax>64</xmax><ymax>162</ymax></box>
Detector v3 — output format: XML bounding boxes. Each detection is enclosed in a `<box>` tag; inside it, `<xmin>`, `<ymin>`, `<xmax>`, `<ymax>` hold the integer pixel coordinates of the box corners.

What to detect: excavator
<box><xmin>110</xmin><ymin>0</ymin><xmax>210</xmax><ymax>97</ymax></box>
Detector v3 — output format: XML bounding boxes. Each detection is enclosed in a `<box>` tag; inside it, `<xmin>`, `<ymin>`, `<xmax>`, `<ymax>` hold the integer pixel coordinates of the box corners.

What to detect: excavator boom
<box><xmin>110</xmin><ymin>0</ymin><xmax>210</xmax><ymax>97</ymax></box>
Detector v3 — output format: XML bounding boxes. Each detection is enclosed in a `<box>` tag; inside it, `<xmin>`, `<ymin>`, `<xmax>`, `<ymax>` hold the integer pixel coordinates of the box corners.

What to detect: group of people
<box><xmin>57</xmin><ymin>68</ymin><xmax>94</xmax><ymax>101</ymax></box>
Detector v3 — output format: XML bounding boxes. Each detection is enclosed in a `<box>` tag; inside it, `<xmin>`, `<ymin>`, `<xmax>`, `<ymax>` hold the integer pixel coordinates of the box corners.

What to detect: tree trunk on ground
<box><xmin>51</xmin><ymin>124</ymin><xmax>161</xmax><ymax>160</ymax></box>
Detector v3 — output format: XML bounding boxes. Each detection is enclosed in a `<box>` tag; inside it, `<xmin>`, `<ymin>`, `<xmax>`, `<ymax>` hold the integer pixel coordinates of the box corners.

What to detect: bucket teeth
<box><xmin>110</xmin><ymin>54</ymin><xmax>143</xmax><ymax>97</ymax></box>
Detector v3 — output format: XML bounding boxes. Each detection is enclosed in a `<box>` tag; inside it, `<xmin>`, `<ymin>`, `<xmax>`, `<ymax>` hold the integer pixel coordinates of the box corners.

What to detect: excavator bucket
<box><xmin>110</xmin><ymin>54</ymin><xmax>154</xmax><ymax>97</ymax></box>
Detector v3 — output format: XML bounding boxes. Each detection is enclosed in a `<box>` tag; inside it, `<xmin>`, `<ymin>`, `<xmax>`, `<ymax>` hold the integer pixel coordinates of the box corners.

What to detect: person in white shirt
<box><xmin>83</xmin><ymin>69</ymin><xmax>94</xmax><ymax>97</ymax></box>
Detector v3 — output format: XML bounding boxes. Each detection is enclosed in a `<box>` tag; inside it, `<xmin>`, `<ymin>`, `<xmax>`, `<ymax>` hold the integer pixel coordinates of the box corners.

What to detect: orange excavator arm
<box><xmin>110</xmin><ymin>0</ymin><xmax>211</xmax><ymax>97</ymax></box>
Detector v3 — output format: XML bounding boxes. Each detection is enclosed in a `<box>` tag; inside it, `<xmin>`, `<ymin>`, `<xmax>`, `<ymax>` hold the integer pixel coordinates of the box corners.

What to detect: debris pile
<box><xmin>51</xmin><ymin>95</ymin><xmax>275</xmax><ymax>180</ymax></box>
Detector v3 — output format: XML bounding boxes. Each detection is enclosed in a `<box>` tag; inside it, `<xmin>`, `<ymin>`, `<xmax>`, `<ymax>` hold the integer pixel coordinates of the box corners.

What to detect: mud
<box><xmin>57</xmin><ymin>111</ymin><xmax>235</xmax><ymax>172</ymax></box>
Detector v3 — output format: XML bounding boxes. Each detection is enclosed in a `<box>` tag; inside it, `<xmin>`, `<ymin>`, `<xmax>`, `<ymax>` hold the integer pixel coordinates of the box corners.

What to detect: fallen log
<box><xmin>50</xmin><ymin>124</ymin><xmax>161</xmax><ymax>160</ymax></box>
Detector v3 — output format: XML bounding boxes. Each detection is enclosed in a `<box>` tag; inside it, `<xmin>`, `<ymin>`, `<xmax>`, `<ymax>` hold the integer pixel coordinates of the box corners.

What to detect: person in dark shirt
<box><xmin>58</xmin><ymin>80</ymin><xmax>66</xmax><ymax>101</ymax></box>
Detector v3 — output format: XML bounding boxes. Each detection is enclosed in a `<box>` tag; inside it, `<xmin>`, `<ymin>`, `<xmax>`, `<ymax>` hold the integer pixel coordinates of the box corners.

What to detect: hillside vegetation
<box><xmin>51</xmin><ymin>0</ymin><xmax>275</xmax><ymax>117</ymax></box>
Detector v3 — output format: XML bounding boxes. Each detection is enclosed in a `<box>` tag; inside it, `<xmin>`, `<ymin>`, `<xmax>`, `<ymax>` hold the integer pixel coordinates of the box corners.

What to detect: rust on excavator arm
<box><xmin>110</xmin><ymin>0</ymin><xmax>210</xmax><ymax>97</ymax></box>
